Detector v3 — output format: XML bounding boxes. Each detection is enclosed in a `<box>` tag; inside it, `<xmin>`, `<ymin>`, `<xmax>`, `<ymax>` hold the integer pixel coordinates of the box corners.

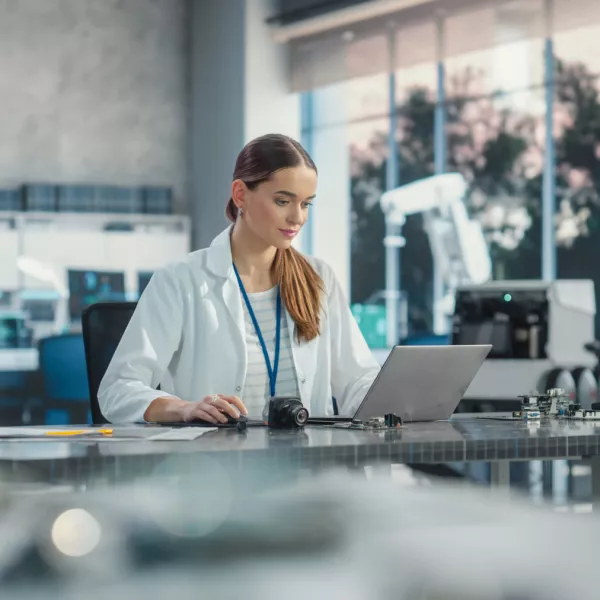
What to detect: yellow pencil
<box><xmin>45</xmin><ymin>429</ymin><xmax>113</xmax><ymax>436</ymax></box>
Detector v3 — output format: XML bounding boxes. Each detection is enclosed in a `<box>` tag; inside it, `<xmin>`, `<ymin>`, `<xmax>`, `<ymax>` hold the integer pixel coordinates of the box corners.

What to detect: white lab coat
<box><xmin>98</xmin><ymin>227</ymin><xmax>380</xmax><ymax>423</ymax></box>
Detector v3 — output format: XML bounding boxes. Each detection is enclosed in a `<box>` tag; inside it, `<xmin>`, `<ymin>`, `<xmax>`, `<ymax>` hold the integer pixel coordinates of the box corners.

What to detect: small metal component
<box><xmin>517</xmin><ymin>388</ymin><xmax>599</xmax><ymax>420</ymax></box>
<box><xmin>515</xmin><ymin>393</ymin><xmax>542</xmax><ymax>419</ymax></box>
<box><xmin>365</xmin><ymin>417</ymin><xmax>385</xmax><ymax>429</ymax></box>
<box><xmin>536</xmin><ymin>394</ymin><xmax>552</xmax><ymax>415</ymax></box>
<box><xmin>513</xmin><ymin>410</ymin><xmax>541</xmax><ymax>420</ymax></box>
<box><xmin>566</xmin><ymin>407</ymin><xmax>600</xmax><ymax>420</ymax></box>
<box><xmin>546</xmin><ymin>388</ymin><xmax>569</xmax><ymax>415</ymax></box>
<box><xmin>384</xmin><ymin>413</ymin><xmax>402</xmax><ymax>428</ymax></box>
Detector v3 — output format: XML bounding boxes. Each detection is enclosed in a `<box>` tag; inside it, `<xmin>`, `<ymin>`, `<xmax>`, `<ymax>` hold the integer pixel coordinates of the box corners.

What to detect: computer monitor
<box><xmin>0</xmin><ymin>312</ymin><xmax>31</xmax><ymax>349</ymax></box>
<box><xmin>21</xmin><ymin>299</ymin><xmax>56</xmax><ymax>322</ymax></box>
<box><xmin>68</xmin><ymin>270</ymin><xmax>126</xmax><ymax>322</ymax></box>
<box><xmin>138</xmin><ymin>271</ymin><xmax>154</xmax><ymax>296</ymax></box>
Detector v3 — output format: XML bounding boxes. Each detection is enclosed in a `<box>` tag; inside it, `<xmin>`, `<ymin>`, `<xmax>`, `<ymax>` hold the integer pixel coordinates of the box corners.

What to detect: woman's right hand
<box><xmin>180</xmin><ymin>394</ymin><xmax>248</xmax><ymax>424</ymax></box>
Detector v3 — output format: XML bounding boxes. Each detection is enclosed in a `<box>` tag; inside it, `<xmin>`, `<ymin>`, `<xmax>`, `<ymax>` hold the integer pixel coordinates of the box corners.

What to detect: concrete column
<box><xmin>189</xmin><ymin>0</ymin><xmax>246</xmax><ymax>250</ymax></box>
<box><xmin>190</xmin><ymin>0</ymin><xmax>301</xmax><ymax>250</ymax></box>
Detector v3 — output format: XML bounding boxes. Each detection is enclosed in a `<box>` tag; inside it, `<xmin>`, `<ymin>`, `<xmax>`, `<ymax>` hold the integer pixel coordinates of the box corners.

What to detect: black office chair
<box><xmin>81</xmin><ymin>302</ymin><xmax>137</xmax><ymax>424</ymax></box>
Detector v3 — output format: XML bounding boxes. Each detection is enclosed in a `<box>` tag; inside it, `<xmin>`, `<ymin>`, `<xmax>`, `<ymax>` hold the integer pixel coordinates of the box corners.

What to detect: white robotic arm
<box><xmin>381</xmin><ymin>173</ymin><xmax>467</xmax><ymax>219</ymax></box>
<box><xmin>380</xmin><ymin>173</ymin><xmax>491</xmax><ymax>339</ymax></box>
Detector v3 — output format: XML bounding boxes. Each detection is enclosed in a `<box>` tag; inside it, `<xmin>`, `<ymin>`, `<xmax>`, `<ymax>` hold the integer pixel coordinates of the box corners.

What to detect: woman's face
<box><xmin>233</xmin><ymin>166</ymin><xmax>317</xmax><ymax>249</ymax></box>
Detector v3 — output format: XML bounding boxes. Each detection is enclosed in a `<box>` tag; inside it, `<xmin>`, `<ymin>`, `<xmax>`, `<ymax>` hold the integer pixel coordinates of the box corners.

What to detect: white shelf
<box><xmin>0</xmin><ymin>348</ymin><xmax>38</xmax><ymax>372</ymax></box>
<box><xmin>0</xmin><ymin>211</ymin><xmax>191</xmax><ymax>234</ymax></box>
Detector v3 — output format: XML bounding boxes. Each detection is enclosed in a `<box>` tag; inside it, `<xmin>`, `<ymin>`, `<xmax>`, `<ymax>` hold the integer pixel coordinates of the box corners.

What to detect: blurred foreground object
<box><xmin>0</xmin><ymin>462</ymin><xmax>599</xmax><ymax>600</ymax></box>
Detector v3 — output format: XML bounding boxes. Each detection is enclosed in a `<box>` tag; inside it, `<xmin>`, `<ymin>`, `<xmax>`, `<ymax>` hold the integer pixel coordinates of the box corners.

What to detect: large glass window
<box><xmin>348</xmin><ymin>65</ymin><xmax>437</xmax><ymax>335</ymax></box>
<box><xmin>554</xmin><ymin>24</ymin><xmax>600</xmax><ymax>334</ymax></box>
<box><xmin>446</xmin><ymin>87</ymin><xmax>545</xmax><ymax>281</ymax></box>
<box><xmin>305</xmin><ymin>74</ymin><xmax>390</xmax><ymax>302</ymax></box>
<box><xmin>443</xmin><ymin>2</ymin><xmax>546</xmax><ymax>287</ymax></box>
<box><xmin>444</xmin><ymin>0</ymin><xmax>545</xmax><ymax>97</ymax></box>
<box><xmin>311</xmin><ymin>73</ymin><xmax>390</xmax><ymax>129</ymax></box>
<box><xmin>349</xmin><ymin>118</ymin><xmax>389</xmax><ymax>306</ymax></box>
<box><xmin>395</xmin><ymin>67</ymin><xmax>437</xmax><ymax>334</ymax></box>
<box><xmin>301</xmin><ymin>0</ymin><xmax>600</xmax><ymax>345</ymax></box>
<box><xmin>304</xmin><ymin>72</ymin><xmax>390</xmax><ymax>300</ymax></box>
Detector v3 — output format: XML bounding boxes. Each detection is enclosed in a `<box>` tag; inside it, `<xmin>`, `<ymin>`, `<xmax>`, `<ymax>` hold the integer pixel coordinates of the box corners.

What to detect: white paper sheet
<box><xmin>0</xmin><ymin>427</ymin><xmax>96</xmax><ymax>438</ymax></box>
<box><xmin>146</xmin><ymin>427</ymin><xmax>217</xmax><ymax>441</ymax></box>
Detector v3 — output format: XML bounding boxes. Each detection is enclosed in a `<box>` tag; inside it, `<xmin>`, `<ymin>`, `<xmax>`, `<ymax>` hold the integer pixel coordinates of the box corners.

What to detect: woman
<box><xmin>98</xmin><ymin>134</ymin><xmax>380</xmax><ymax>424</ymax></box>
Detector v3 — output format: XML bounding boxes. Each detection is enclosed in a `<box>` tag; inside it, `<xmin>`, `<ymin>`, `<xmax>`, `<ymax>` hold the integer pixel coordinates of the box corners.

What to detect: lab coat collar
<box><xmin>206</xmin><ymin>226</ymin><xmax>235</xmax><ymax>278</ymax></box>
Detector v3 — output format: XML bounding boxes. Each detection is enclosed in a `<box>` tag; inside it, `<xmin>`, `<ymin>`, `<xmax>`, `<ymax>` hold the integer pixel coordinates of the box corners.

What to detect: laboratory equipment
<box><xmin>381</xmin><ymin>173</ymin><xmax>491</xmax><ymax>345</ymax></box>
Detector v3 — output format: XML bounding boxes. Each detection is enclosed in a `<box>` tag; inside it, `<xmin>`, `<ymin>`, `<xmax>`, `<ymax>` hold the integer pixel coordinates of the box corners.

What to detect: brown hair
<box><xmin>226</xmin><ymin>134</ymin><xmax>323</xmax><ymax>343</ymax></box>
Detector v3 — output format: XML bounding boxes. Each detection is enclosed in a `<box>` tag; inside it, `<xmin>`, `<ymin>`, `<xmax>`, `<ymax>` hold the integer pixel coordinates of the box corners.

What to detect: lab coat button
<box><xmin>236</xmin><ymin>385</ymin><xmax>241</xmax><ymax>392</ymax></box>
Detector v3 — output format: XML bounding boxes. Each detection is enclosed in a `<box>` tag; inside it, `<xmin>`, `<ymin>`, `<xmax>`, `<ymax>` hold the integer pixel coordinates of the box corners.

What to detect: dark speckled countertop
<box><xmin>0</xmin><ymin>415</ymin><xmax>598</xmax><ymax>486</ymax></box>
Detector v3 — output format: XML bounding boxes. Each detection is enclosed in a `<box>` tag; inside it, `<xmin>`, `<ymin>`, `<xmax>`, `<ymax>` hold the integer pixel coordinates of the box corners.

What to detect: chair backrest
<box><xmin>38</xmin><ymin>334</ymin><xmax>89</xmax><ymax>401</ymax></box>
<box><xmin>81</xmin><ymin>302</ymin><xmax>137</xmax><ymax>424</ymax></box>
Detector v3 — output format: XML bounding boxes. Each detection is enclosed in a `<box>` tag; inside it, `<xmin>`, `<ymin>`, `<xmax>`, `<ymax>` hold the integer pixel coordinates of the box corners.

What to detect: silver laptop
<box><xmin>311</xmin><ymin>345</ymin><xmax>491</xmax><ymax>424</ymax></box>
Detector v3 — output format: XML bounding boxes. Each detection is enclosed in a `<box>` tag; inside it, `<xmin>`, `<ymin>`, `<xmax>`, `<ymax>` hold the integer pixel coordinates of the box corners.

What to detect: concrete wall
<box><xmin>0</xmin><ymin>0</ymin><xmax>303</xmax><ymax>251</ymax></box>
<box><xmin>0</xmin><ymin>0</ymin><xmax>188</xmax><ymax>211</ymax></box>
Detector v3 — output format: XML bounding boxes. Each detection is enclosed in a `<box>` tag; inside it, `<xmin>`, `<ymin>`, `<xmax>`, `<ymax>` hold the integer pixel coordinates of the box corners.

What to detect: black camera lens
<box><xmin>291</xmin><ymin>405</ymin><xmax>309</xmax><ymax>427</ymax></box>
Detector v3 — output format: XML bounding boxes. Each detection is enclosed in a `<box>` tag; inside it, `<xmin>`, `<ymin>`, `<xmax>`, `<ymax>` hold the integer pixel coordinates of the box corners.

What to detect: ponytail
<box><xmin>272</xmin><ymin>248</ymin><xmax>323</xmax><ymax>343</ymax></box>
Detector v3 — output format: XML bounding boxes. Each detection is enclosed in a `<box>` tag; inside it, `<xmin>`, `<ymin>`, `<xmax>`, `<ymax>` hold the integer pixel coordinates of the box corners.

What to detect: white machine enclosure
<box><xmin>459</xmin><ymin>280</ymin><xmax>596</xmax><ymax>401</ymax></box>
<box><xmin>0</xmin><ymin>211</ymin><xmax>191</xmax><ymax>341</ymax></box>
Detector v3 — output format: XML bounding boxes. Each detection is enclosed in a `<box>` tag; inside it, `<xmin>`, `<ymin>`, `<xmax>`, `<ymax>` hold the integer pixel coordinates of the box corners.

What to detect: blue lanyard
<box><xmin>233</xmin><ymin>264</ymin><xmax>281</xmax><ymax>398</ymax></box>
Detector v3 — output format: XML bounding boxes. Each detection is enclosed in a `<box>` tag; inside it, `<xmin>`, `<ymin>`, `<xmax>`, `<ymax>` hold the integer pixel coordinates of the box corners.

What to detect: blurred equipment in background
<box><xmin>0</xmin><ymin>183</ymin><xmax>188</xmax><ymax>426</ymax></box>
<box><xmin>16</xmin><ymin>257</ymin><xmax>69</xmax><ymax>337</ymax></box>
<box><xmin>0</xmin><ymin>311</ymin><xmax>31</xmax><ymax>349</ymax></box>
<box><xmin>454</xmin><ymin>280</ymin><xmax>598</xmax><ymax>407</ymax></box>
<box><xmin>67</xmin><ymin>270</ymin><xmax>126</xmax><ymax>324</ymax></box>
<box><xmin>142</xmin><ymin>186</ymin><xmax>172</xmax><ymax>215</ymax></box>
<box><xmin>16</xmin><ymin>183</ymin><xmax>173</xmax><ymax>215</ymax></box>
<box><xmin>137</xmin><ymin>272</ymin><xmax>154</xmax><ymax>296</ymax></box>
<box><xmin>351</xmin><ymin>299</ymin><xmax>389</xmax><ymax>349</ymax></box>
<box><xmin>0</xmin><ymin>188</ymin><xmax>21</xmax><ymax>211</ymax></box>
<box><xmin>0</xmin><ymin>208</ymin><xmax>190</xmax><ymax>341</ymax></box>
<box><xmin>380</xmin><ymin>173</ymin><xmax>491</xmax><ymax>347</ymax></box>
